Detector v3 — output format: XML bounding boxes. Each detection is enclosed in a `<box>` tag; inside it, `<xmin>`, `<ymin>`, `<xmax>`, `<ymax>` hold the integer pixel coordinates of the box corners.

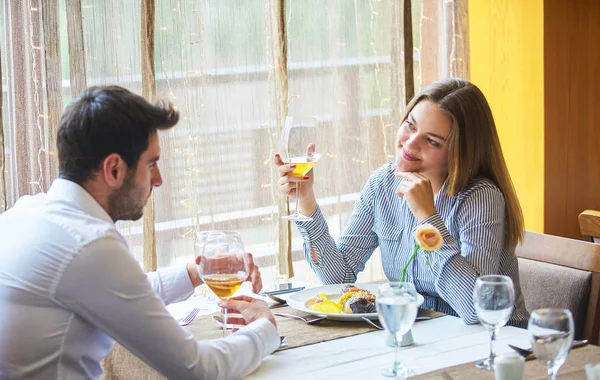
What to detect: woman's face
<box><xmin>395</xmin><ymin>99</ymin><xmax>452</xmax><ymax>183</ymax></box>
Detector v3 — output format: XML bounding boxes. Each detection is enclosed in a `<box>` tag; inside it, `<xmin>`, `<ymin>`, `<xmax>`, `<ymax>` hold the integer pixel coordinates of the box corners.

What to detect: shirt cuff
<box><xmin>237</xmin><ymin>318</ymin><xmax>280</xmax><ymax>357</ymax></box>
<box><xmin>420</xmin><ymin>213</ymin><xmax>456</xmax><ymax>245</ymax></box>
<box><xmin>154</xmin><ymin>266</ymin><xmax>195</xmax><ymax>305</ymax></box>
<box><xmin>295</xmin><ymin>206</ymin><xmax>328</xmax><ymax>243</ymax></box>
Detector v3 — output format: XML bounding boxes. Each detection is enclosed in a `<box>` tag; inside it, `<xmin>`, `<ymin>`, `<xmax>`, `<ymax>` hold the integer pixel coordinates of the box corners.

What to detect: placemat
<box><xmin>412</xmin><ymin>344</ymin><xmax>600</xmax><ymax>380</ymax></box>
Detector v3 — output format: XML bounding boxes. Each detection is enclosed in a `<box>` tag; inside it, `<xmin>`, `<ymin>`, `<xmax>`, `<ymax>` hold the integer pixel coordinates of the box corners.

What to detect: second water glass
<box><xmin>473</xmin><ymin>275</ymin><xmax>515</xmax><ymax>370</ymax></box>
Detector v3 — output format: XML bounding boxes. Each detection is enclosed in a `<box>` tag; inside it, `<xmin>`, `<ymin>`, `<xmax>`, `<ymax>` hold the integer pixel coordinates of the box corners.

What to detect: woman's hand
<box><xmin>394</xmin><ymin>171</ymin><xmax>437</xmax><ymax>222</ymax></box>
<box><xmin>274</xmin><ymin>143</ymin><xmax>317</xmax><ymax>217</ymax></box>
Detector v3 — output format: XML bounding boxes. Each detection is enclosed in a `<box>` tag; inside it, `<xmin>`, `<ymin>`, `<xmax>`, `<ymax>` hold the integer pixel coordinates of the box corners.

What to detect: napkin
<box><xmin>585</xmin><ymin>363</ymin><xmax>600</xmax><ymax>380</ymax></box>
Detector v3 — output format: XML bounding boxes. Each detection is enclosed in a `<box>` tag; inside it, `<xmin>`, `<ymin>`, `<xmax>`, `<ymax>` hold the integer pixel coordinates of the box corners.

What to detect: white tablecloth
<box><xmin>245</xmin><ymin>316</ymin><xmax>530</xmax><ymax>379</ymax></box>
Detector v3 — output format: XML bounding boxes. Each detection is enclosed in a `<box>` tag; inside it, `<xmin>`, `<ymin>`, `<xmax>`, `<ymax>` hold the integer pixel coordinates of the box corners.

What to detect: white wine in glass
<box><xmin>279</xmin><ymin>116</ymin><xmax>322</xmax><ymax>222</ymax></box>
<box><xmin>195</xmin><ymin>231</ymin><xmax>248</xmax><ymax>337</ymax></box>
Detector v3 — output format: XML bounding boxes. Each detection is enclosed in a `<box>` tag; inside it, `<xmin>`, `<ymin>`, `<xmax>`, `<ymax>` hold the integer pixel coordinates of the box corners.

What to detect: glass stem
<box><xmin>393</xmin><ymin>334</ymin><xmax>403</xmax><ymax>374</ymax></box>
<box><xmin>294</xmin><ymin>182</ymin><xmax>301</xmax><ymax>215</ymax></box>
<box><xmin>222</xmin><ymin>307</ymin><xmax>228</xmax><ymax>337</ymax></box>
<box><xmin>547</xmin><ymin>364</ymin><xmax>558</xmax><ymax>380</ymax></box>
<box><xmin>488</xmin><ymin>328</ymin><xmax>497</xmax><ymax>366</ymax></box>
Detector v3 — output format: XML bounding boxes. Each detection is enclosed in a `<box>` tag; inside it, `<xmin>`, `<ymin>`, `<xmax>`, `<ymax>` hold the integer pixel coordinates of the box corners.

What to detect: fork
<box><xmin>272</xmin><ymin>312</ymin><xmax>326</xmax><ymax>325</ymax></box>
<box><xmin>178</xmin><ymin>307</ymin><xmax>200</xmax><ymax>326</ymax></box>
<box><xmin>362</xmin><ymin>316</ymin><xmax>432</xmax><ymax>330</ymax></box>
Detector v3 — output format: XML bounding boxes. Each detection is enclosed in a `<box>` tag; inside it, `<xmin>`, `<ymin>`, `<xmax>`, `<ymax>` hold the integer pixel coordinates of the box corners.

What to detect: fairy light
<box><xmin>27</xmin><ymin>0</ymin><xmax>45</xmax><ymax>193</ymax></box>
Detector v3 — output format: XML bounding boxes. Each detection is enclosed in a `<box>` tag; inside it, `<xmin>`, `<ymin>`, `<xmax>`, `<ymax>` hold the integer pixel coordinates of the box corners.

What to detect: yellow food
<box><xmin>312</xmin><ymin>301</ymin><xmax>341</xmax><ymax>314</ymax></box>
<box><xmin>337</xmin><ymin>291</ymin><xmax>353</xmax><ymax>306</ymax></box>
<box><xmin>315</xmin><ymin>293</ymin><xmax>328</xmax><ymax>304</ymax></box>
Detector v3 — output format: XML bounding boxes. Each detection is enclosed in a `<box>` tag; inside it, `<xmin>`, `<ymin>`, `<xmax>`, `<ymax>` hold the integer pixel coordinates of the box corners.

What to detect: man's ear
<box><xmin>101</xmin><ymin>153</ymin><xmax>128</xmax><ymax>188</ymax></box>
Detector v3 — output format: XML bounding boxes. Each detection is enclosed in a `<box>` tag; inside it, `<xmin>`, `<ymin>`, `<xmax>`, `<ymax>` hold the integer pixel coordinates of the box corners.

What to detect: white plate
<box><xmin>287</xmin><ymin>283</ymin><xmax>425</xmax><ymax>321</ymax></box>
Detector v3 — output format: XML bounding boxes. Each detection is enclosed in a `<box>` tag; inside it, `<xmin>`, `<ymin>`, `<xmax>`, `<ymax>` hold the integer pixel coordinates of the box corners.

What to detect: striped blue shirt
<box><xmin>297</xmin><ymin>162</ymin><xmax>529</xmax><ymax>327</ymax></box>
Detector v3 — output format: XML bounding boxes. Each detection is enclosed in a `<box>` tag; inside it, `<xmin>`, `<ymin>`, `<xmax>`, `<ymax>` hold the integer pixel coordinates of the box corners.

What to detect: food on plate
<box><xmin>313</xmin><ymin>300</ymin><xmax>342</xmax><ymax>314</ymax></box>
<box><xmin>307</xmin><ymin>285</ymin><xmax>376</xmax><ymax>314</ymax></box>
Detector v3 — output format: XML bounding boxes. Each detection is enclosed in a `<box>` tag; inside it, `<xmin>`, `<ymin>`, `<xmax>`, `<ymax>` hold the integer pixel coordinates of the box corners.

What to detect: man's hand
<box><xmin>194</xmin><ymin>252</ymin><xmax>263</xmax><ymax>294</ymax></box>
<box><xmin>219</xmin><ymin>295</ymin><xmax>277</xmax><ymax>329</ymax></box>
<box><xmin>186</xmin><ymin>263</ymin><xmax>203</xmax><ymax>288</ymax></box>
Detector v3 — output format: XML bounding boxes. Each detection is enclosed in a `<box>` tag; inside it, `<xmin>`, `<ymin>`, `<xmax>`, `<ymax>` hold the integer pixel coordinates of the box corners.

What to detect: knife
<box><xmin>509</xmin><ymin>339</ymin><xmax>588</xmax><ymax>361</ymax></box>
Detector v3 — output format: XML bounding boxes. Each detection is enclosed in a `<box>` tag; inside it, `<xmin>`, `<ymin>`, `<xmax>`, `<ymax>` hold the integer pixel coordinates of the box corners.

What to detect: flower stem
<box><xmin>401</xmin><ymin>242</ymin><xmax>420</xmax><ymax>282</ymax></box>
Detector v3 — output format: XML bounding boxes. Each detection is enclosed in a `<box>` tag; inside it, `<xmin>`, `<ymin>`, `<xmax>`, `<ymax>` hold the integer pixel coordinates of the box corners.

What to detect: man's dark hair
<box><xmin>57</xmin><ymin>86</ymin><xmax>179</xmax><ymax>184</ymax></box>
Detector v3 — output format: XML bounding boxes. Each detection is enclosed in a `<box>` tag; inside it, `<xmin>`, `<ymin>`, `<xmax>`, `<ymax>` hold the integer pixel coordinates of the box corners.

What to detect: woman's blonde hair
<box><xmin>401</xmin><ymin>78</ymin><xmax>524</xmax><ymax>250</ymax></box>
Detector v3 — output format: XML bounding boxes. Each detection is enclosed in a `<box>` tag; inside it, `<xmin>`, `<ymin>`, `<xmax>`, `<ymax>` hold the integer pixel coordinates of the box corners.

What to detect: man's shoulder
<box><xmin>3</xmin><ymin>192</ymin><xmax>122</xmax><ymax>249</ymax></box>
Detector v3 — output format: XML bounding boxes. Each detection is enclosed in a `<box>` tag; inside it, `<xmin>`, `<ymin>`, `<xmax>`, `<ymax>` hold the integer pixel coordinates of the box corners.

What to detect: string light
<box><xmin>27</xmin><ymin>0</ymin><xmax>45</xmax><ymax>193</ymax></box>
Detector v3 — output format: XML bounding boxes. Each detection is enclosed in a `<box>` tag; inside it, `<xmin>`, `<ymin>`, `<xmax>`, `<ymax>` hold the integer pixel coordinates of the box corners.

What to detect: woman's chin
<box><xmin>395</xmin><ymin>160</ymin><xmax>418</xmax><ymax>172</ymax></box>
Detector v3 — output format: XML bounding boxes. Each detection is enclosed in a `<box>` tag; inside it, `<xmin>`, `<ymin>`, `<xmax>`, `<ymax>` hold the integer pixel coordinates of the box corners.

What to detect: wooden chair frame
<box><xmin>579</xmin><ymin>209</ymin><xmax>600</xmax><ymax>243</ymax></box>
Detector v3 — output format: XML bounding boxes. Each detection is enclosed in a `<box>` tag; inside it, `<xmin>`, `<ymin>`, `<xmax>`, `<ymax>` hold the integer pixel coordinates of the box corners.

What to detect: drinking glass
<box><xmin>194</xmin><ymin>230</ymin><xmax>248</xmax><ymax>337</ymax></box>
<box><xmin>376</xmin><ymin>282</ymin><xmax>418</xmax><ymax>379</ymax></box>
<box><xmin>473</xmin><ymin>275</ymin><xmax>515</xmax><ymax>370</ymax></box>
<box><xmin>528</xmin><ymin>308</ymin><xmax>574</xmax><ymax>380</ymax></box>
<box><xmin>278</xmin><ymin>116</ymin><xmax>321</xmax><ymax>221</ymax></box>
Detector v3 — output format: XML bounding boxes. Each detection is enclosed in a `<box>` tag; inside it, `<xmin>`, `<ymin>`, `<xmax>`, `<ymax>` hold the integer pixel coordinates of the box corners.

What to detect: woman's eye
<box><xmin>427</xmin><ymin>138</ymin><xmax>440</xmax><ymax>147</ymax></box>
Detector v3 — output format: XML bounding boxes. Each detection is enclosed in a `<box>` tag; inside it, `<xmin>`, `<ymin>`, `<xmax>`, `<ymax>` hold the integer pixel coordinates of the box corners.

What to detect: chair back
<box><xmin>579</xmin><ymin>209</ymin><xmax>600</xmax><ymax>244</ymax></box>
<box><xmin>516</xmin><ymin>231</ymin><xmax>600</xmax><ymax>344</ymax></box>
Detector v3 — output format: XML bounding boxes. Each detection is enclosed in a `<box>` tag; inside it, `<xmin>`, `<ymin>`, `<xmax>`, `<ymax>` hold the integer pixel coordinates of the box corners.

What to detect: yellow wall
<box><xmin>469</xmin><ymin>0</ymin><xmax>545</xmax><ymax>233</ymax></box>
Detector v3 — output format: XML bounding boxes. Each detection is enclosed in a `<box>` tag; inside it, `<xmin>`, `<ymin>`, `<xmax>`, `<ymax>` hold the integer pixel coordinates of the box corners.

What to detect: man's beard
<box><xmin>107</xmin><ymin>172</ymin><xmax>148</xmax><ymax>222</ymax></box>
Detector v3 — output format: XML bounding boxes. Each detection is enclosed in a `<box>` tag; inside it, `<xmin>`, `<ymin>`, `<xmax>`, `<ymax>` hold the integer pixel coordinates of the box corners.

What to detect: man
<box><xmin>0</xmin><ymin>86</ymin><xmax>279</xmax><ymax>379</ymax></box>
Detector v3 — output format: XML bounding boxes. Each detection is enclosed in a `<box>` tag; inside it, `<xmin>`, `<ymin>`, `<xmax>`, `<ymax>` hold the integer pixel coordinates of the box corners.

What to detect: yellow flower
<box><xmin>414</xmin><ymin>224</ymin><xmax>443</xmax><ymax>251</ymax></box>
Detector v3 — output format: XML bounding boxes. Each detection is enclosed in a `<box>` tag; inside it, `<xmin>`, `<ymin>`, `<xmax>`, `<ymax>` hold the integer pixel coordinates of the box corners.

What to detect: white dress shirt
<box><xmin>0</xmin><ymin>179</ymin><xmax>279</xmax><ymax>379</ymax></box>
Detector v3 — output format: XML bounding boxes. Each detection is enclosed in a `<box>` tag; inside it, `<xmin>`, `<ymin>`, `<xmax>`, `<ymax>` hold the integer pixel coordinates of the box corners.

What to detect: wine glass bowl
<box><xmin>528</xmin><ymin>308</ymin><xmax>574</xmax><ymax>380</ymax></box>
<box><xmin>473</xmin><ymin>275</ymin><xmax>515</xmax><ymax>370</ymax></box>
<box><xmin>194</xmin><ymin>230</ymin><xmax>248</xmax><ymax>336</ymax></box>
<box><xmin>376</xmin><ymin>282</ymin><xmax>418</xmax><ymax>379</ymax></box>
<box><xmin>279</xmin><ymin>116</ymin><xmax>321</xmax><ymax>222</ymax></box>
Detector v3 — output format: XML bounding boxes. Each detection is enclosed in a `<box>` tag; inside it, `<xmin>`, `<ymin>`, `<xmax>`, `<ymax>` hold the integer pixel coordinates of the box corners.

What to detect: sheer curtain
<box><xmin>0</xmin><ymin>0</ymin><xmax>468</xmax><ymax>287</ymax></box>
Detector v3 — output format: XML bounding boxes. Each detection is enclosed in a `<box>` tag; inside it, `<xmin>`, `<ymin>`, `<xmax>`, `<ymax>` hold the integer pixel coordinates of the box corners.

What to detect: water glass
<box><xmin>376</xmin><ymin>282</ymin><xmax>418</xmax><ymax>379</ymax></box>
<box><xmin>473</xmin><ymin>275</ymin><xmax>515</xmax><ymax>370</ymax></box>
<box><xmin>528</xmin><ymin>308</ymin><xmax>574</xmax><ymax>380</ymax></box>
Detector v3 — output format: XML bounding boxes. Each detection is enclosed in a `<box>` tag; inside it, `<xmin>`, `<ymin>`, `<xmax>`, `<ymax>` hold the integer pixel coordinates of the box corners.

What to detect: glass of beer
<box><xmin>195</xmin><ymin>230</ymin><xmax>248</xmax><ymax>336</ymax></box>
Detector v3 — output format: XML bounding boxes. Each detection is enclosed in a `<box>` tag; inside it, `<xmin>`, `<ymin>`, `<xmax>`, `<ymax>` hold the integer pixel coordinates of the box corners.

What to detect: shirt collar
<box><xmin>47</xmin><ymin>178</ymin><xmax>114</xmax><ymax>224</ymax></box>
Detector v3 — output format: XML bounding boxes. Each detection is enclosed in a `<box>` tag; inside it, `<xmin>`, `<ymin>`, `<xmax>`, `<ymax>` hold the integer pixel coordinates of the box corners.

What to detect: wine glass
<box><xmin>278</xmin><ymin>116</ymin><xmax>322</xmax><ymax>221</ymax></box>
<box><xmin>473</xmin><ymin>275</ymin><xmax>515</xmax><ymax>370</ymax></box>
<box><xmin>194</xmin><ymin>230</ymin><xmax>248</xmax><ymax>337</ymax></box>
<box><xmin>528</xmin><ymin>308</ymin><xmax>574</xmax><ymax>380</ymax></box>
<box><xmin>376</xmin><ymin>282</ymin><xmax>418</xmax><ymax>379</ymax></box>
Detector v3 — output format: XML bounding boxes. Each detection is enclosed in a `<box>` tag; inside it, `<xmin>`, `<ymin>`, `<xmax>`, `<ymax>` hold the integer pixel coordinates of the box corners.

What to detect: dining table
<box><xmin>101</xmin><ymin>292</ymin><xmax>600</xmax><ymax>379</ymax></box>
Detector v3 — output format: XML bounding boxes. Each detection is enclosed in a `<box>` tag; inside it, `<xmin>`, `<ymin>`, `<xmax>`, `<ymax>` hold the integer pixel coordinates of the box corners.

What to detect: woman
<box><xmin>275</xmin><ymin>78</ymin><xmax>528</xmax><ymax>327</ymax></box>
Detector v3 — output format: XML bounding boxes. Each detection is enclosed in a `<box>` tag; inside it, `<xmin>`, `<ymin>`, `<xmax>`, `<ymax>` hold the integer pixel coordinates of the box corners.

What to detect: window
<box><xmin>0</xmin><ymin>0</ymin><xmax>467</xmax><ymax>287</ymax></box>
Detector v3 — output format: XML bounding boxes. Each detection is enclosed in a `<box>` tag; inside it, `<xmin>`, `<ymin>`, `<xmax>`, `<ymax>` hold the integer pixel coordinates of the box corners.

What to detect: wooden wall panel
<box><xmin>544</xmin><ymin>0</ymin><xmax>600</xmax><ymax>239</ymax></box>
